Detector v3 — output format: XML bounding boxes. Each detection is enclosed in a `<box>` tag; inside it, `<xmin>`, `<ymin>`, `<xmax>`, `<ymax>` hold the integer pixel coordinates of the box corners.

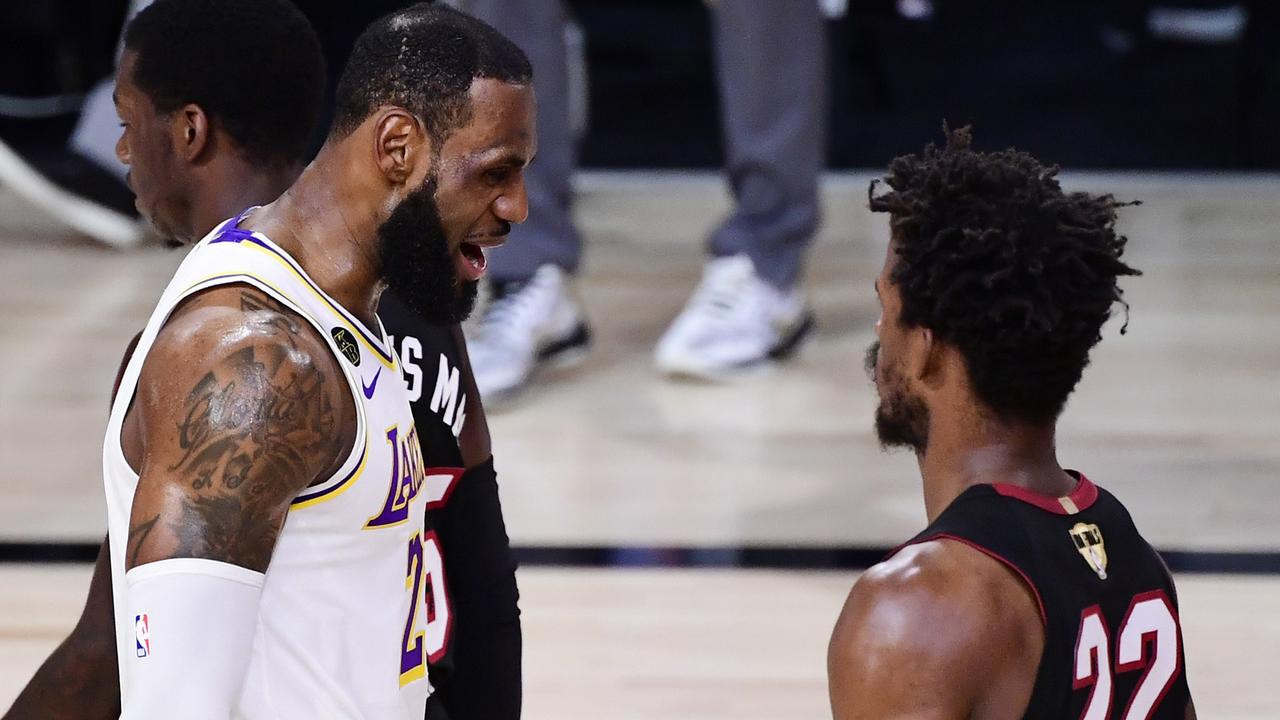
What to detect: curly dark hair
<box><xmin>124</xmin><ymin>0</ymin><xmax>326</xmax><ymax>169</ymax></box>
<box><xmin>330</xmin><ymin>3</ymin><xmax>531</xmax><ymax>144</ymax></box>
<box><xmin>869</xmin><ymin>126</ymin><xmax>1142</xmax><ymax>425</ymax></box>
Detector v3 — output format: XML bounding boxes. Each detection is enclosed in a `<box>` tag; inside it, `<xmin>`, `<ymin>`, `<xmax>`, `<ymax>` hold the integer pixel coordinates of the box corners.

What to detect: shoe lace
<box><xmin>683</xmin><ymin>259</ymin><xmax>756</xmax><ymax>321</ymax></box>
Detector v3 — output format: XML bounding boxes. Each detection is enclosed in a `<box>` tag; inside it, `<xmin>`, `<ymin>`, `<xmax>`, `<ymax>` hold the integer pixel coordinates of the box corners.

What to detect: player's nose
<box><xmin>115</xmin><ymin>134</ymin><xmax>130</xmax><ymax>166</ymax></box>
<box><xmin>493</xmin><ymin>175</ymin><xmax>529</xmax><ymax>225</ymax></box>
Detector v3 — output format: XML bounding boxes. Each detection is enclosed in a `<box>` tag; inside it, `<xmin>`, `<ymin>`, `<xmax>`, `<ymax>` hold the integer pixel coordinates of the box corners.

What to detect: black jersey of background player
<box><xmin>379</xmin><ymin>291</ymin><xmax>470</xmax><ymax>687</ymax></box>
<box><xmin>891</xmin><ymin>473</ymin><xmax>1191</xmax><ymax>719</ymax></box>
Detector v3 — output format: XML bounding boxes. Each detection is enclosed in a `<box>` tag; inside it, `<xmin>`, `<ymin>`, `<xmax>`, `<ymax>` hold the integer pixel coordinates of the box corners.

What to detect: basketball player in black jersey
<box><xmin>827</xmin><ymin>128</ymin><xmax>1196</xmax><ymax>719</ymax></box>
<box><xmin>4</xmin><ymin>2</ymin><xmax>520</xmax><ymax>719</ymax></box>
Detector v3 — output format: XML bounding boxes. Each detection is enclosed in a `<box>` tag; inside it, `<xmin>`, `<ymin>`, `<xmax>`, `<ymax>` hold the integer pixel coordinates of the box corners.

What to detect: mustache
<box><xmin>864</xmin><ymin>340</ymin><xmax>879</xmax><ymax>379</ymax></box>
<box><xmin>467</xmin><ymin>221</ymin><xmax>511</xmax><ymax>241</ymax></box>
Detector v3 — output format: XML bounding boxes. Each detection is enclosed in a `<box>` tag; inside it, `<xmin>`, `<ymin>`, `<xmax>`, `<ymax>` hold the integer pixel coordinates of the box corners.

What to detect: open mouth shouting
<box><xmin>455</xmin><ymin>234</ymin><xmax>507</xmax><ymax>282</ymax></box>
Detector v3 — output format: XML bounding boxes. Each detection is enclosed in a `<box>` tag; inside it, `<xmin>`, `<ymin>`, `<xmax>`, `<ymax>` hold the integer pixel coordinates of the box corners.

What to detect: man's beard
<box><xmin>865</xmin><ymin>341</ymin><xmax>930</xmax><ymax>453</ymax></box>
<box><xmin>377</xmin><ymin>176</ymin><xmax>478</xmax><ymax>324</ymax></box>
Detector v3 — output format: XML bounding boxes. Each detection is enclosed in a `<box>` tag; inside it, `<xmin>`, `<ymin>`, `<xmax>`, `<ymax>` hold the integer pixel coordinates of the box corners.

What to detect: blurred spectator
<box><xmin>458</xmin><ymin>0</ymin><xmax>827</xmax><ymax>396</ymax></box>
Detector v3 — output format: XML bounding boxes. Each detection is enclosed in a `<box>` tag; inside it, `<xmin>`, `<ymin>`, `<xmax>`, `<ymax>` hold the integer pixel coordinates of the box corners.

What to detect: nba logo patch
<box><xmin>135</xmin><ymin>614</ymin><xmax>151</xmax><ymax>658</ymax></box>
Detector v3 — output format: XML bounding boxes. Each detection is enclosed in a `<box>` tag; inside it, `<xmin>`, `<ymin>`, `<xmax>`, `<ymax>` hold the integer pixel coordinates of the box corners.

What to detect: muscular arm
<box><xmin>827</xmin><ymin>541</ymin><xmax>1043</xmax><ymax>720</ymax></box>
<box><xmin>431</xmin><ymin>326</ymin><xmax>522</xmax><ymax>718</ymax></box>
<box><xmin>125</xmin><ymin>287</ymin><xmax>351</xmax><ymax>571</ymax></box>
<box><xmin>113</xmin><ymin>287</ymin><xmax>351</xmax><ymax>717</ymax></box>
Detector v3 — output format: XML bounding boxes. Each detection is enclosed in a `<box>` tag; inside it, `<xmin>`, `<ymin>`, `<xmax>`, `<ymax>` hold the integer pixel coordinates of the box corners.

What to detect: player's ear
<box><xmin>374</xmin><ymin>109</ymin><xmax>433</xmax><ymax>187</ymax></box>
<box><xmin>910</xmin><ymin>326</ymin><xmax>942</xmax><ymax>386</ymax></box>
<box><xmin>914</xmin><ymin>327</ymin><xmax>963</xmax><ymax>394</ymax></box>
<box><xmin>173</xmin><ymin>103</ymin><xmax>210</xmax><ymax>163</ymax></box>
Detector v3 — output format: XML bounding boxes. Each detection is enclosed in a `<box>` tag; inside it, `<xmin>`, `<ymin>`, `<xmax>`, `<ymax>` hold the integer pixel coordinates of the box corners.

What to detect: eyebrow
<box><xmin>486</xmin><ymin>150</ymin><xmax>533</xmax><ymax>168</ymax></box>
<box><xmin>874</xmin><ymin>277</ymin><xmax>881</xmax><ymax>296</ymax></box>
<box><xmin>111</xmin><ymin>91</ymin><xmax>118</xmax><ymax>107</ymax></box>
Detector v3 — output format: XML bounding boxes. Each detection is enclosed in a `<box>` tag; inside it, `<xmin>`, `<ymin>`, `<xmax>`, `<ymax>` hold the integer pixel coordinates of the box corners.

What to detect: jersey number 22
<box><xmin>1074</xmin><ymin>590</ymin><xmax>1181</xmax><ymax>720</ymax></box>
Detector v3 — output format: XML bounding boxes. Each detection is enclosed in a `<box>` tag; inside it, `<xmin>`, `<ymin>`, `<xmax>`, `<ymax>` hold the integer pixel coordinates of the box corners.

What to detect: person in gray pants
<box><xmin>461</xmin><ymin>0</ymin><xmax>827</xmax><ymax>396</ymax></box>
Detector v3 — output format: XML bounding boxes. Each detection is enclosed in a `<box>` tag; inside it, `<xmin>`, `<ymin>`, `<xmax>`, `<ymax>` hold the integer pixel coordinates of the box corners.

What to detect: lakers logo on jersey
<box><xmin>1069</xmin><ymin>522</ymin><xmax>1108</xmax><ymax>580</ymax></box>
<box><xmin>331</xmin><ymin>327</ymin><xmax>361</xmax><ymax>366</ymax></box>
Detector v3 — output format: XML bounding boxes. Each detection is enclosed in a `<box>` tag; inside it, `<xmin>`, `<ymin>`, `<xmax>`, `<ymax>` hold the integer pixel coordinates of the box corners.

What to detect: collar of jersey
<box><xmin>991</xmin><ymin>472</ymin><xmax>1099</xmax><ymax>515</ymax></box>
<box><xmin>208</xmin><ymin>207</ymin><xmax>396</xmax><ymax>368</ymax></box>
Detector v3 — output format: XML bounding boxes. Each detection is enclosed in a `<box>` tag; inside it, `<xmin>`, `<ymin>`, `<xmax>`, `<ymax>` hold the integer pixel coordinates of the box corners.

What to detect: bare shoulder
<box><xmin>136</xmin><ymin>284</ymin><xmax>355</xmax><ymax>464</ymax></box>
<box><xmin>830</xmin><ymin>541</ymin><xmax>1020</xmax><ymax>666</ymax></box>
<box><xmin>827</xmin><ymin>540</ymin><xmax>1043</xmax><ymax>719</ymax></box>
<box><xmin>125</xmin><ymin>284</ymin><xmax>355</xmax><ymax>571</ymax></box>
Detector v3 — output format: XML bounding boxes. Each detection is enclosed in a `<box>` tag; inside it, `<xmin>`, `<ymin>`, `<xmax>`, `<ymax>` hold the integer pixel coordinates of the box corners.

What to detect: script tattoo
<box><xmin>160</xmin><ymin>293</ymin><xmax>340</xmax><ymax>569</ymax></box>
<box><xmin>126</xmin><ymin>515</ymin><xmax>159</xmax><ymax>567</ymax></box>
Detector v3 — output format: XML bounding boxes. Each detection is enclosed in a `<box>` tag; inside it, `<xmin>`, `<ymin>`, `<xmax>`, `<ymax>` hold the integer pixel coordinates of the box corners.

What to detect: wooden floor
<box><xmin>1</xmin><ymin>565</ymin><xmax>1277</xmax><ymax>718</ymax></box>
<box><xmin>1</xmin><ymin>172</ymin><xmax>1278</xmax><ymax>715</ymax></box>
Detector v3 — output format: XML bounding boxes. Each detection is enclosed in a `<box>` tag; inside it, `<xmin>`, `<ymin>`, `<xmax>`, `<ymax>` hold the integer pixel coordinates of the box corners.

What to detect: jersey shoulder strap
<box><xmin>891</xmin><ymin>484</ymin><xmax>1048</xmax><ymax>625</ymax></box>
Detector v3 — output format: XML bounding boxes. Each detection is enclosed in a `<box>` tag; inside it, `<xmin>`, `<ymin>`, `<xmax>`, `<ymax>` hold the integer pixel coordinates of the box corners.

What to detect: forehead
<box><xmin>441</xmin><ymin>78</ymin><xmax>536</xmax><ymax>161</ymax></box>
<box><xmin>113</xmin><ymin>50</ymin><xmax>146</xmax><ymax>107</ymax></box>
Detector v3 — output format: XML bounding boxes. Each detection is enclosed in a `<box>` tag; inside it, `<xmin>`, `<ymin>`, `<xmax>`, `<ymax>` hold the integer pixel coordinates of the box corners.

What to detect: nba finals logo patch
<box><xmin>331</xmin><ymin>327</ymin><xmax>361</xmax><ymax>367</ymax></box>
<box><xmin>135</xmin><ymin>614</ymin><xmax>151</xmax><ymax>658</ymax></box>
<box><xmin>1069</xmin><ymin>522</ymin><xmax>1108</xmax><ymax>580</ymax></box>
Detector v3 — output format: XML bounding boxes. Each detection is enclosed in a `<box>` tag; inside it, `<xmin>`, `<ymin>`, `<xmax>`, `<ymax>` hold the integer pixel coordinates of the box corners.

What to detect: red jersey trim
<box><xmin>992</xmin><ymin>474</ymin><xmax>1098</xmax><ymax>515</ymax></box>
<box><xmin>889</xmin><ymin>533</ymin><xmax>1049</xmax><ymax>626</ymax></box>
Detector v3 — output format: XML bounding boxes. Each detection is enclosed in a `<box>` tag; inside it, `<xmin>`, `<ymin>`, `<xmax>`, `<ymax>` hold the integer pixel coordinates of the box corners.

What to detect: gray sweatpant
<box><xmin>465</xmin><ymin>0</ymin><xmax>827</xmax><ymax>289</ymax></box>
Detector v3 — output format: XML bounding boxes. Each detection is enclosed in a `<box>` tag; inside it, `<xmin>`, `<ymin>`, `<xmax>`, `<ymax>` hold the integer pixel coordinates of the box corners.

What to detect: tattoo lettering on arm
<box><xmin>126</xmin><ymin>515</ymin><xmax>158</xmax><ymax>568</ymax></box>
<box><xmin>126</xmin><ymin>288</ymin><xmax>353</xmax><ymax>573</ymax></box>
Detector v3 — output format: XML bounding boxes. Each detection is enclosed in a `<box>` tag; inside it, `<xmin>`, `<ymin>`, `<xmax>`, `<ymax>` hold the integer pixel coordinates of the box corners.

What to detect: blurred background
<box><xmin>0</xmin><ymin>1</ymin><xmax>1278</xmax><ymax>718</ymax></box>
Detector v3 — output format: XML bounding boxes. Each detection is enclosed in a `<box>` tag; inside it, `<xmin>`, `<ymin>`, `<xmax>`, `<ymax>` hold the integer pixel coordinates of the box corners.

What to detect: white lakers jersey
<box><xmin>104</xmin><ymin>212</ymin><xmax>433</xmax><ymax>718</ymax></box>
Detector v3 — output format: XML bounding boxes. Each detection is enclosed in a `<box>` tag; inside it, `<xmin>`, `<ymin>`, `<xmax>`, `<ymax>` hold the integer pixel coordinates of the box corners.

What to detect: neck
<box><xmin>917</xmin><ymin>405</ymin><xmax>1076</xmax><ymax>522</ymax></box>
<box><xmin>245</xmin><ymin>144</ymin><xmax>387</xmax><ymax>330</ymax></box>
<box><xmin>189</xmin><ymin>159</ymin><xmax>298</xmax><ymax>240</ymax></box>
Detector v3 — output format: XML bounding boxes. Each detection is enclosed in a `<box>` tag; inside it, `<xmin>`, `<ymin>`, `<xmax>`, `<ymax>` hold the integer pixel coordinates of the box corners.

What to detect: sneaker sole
<box><xmin>660</xmin><ymin>311</ymin><xmax>816</xmax><ymax>382</ymax></box>
<box><xmin>0</xmin><ymin>138</ymin><xmax>144</xmax><ymax>249</ymax></box>
<box><xmin>535</xmin><ymin>322</ymin><xmax>592</xmax><ymax>367</ymax></box>
<box><xmin>482</xmin><ymin>322</ymin><xmax>593</xmax><ymax>406</ymax></box>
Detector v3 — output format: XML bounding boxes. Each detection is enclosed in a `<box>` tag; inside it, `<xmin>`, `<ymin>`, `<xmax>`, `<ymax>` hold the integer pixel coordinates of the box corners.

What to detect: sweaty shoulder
<box><xmin>121</xmin><ymin>284</ymin><xmax>358</xmax><ymax>571</ymax></box>
<box><xmin>827</xmin><ymin>540</ymin><xmax>1043</xmax><ymax>720</ymax></box>
<box><xmin>133</xmin><ymin>284</ymin><xmax>356</xmax><ymax>493</ymax></box>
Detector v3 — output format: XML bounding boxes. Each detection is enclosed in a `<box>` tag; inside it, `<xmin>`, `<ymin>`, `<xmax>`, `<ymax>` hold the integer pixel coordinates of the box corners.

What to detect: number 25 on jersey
<box><xmin>400</xmin><ymin>530</ymin><xmax>450</xmax><ymax>686</ymax></box>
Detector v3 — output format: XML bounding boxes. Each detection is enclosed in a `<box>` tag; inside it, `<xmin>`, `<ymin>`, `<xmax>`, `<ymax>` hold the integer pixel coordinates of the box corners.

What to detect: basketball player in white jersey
<box><xmin>88</xmin><ymin>5</ymin><xmax>531</xmax><ymax>717</ymax></box>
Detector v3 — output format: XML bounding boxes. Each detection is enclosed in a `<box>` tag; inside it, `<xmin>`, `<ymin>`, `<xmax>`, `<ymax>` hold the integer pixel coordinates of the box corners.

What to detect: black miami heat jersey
<box><xmin>377</xmin><ymin>291</ymin><xmax>521</xmax><ymax>720</ymax></box>
<box><xmin>893</xmin><ymin>474</ymin><xmax>1191</xmax><ymax>719</ymax></box>
<box><xmin>375</xmin><ymin>293</ymin><xmax>467</xmax><ymax>687</ymax></box>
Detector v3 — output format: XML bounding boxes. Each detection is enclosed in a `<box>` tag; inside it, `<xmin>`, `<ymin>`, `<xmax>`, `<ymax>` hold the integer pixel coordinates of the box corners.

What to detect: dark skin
<box><xmin>3</xmin><ymin>53</ymin><xmax>532</xmax><ymax>718</ymax></box>
<box><xmin>111</xmin><ymin>51</ymin><xmax>299</xmax><ymax>244</ymax></box>
<box><xmin>826</xmin><ymin>242</ymin><xmax>1196</xmax><ymax>719</ymax></box>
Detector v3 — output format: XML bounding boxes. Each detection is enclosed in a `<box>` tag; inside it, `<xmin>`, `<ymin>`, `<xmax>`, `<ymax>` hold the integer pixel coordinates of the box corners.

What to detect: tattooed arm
<box><xmin>115</xmin><ymin>287</ymin><xmax>352</xmax><ymax>717</ymax></box>
<box><xmin>126</xmin><ymin>286</ymin><xmax>353</xmax><ymax>571</ymax></box>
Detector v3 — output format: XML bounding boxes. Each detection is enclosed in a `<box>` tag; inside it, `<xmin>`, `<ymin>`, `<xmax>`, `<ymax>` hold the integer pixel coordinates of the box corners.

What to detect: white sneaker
<box><xmin>466</xmin><ymin>264</ymin><xmax>591</xmax><ymax>399</ymax></box>
<box><xmin>655</xmin><ymin>254</ymin><xmax>814</xmax><ymax>380</ymax></box>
